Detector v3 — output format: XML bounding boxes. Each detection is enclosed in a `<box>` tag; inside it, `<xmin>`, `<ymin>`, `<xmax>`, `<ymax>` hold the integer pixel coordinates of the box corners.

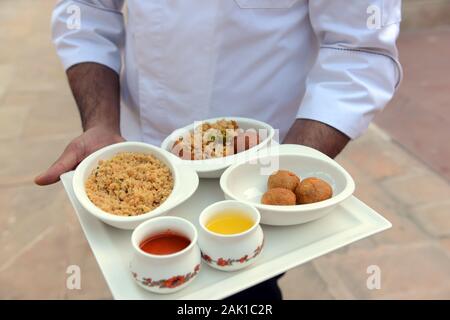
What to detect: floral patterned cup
<box><xmin>198</xmin><ymin>200</ymin><xmax>264</xmax><ymax>271</ymax></box>
<box><xmin>130</xmin><ymin>216</ymin><xmax>201</xmax><ymax>294</ymax></box>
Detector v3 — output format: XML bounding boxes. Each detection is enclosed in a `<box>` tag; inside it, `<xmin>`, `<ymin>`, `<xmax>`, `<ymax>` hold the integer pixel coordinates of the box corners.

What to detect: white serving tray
<box><xmin>61</xmin><ymin>152</ymin><xmax>391</xmax><ymax>299</ymax></box>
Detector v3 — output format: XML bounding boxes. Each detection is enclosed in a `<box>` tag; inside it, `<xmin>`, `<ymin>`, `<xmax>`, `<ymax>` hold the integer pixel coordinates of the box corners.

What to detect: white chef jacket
<box><xmin>52</xmin><ymin>0</ymin><xmax>402</xmax><ymax>145</ymax></box>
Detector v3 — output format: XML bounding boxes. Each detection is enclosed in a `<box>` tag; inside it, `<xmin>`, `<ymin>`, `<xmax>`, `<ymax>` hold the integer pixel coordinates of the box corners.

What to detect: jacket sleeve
<box><xmin>297</xmin><ymin>0</ymin><xmax>402</xmax><ymax>139</ymax></box>
<box><xmin>51</xmin><ymin>0</ymin><xmax>125</xmax><ymax>74</ymax></box>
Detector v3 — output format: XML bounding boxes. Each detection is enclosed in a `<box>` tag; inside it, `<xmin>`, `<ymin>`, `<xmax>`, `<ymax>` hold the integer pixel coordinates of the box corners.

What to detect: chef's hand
<box><xmin>34</xmin><ymin>126</ymin><xmax>124</xmax><ymax>185</ymax></box>
<box><xmin>283</xmin><ymin>119</ymin><xmax>349</xmax><ymax>159</ymax></box>
<box><xmin>35</xmin><ymin>62</ymin><xmax>123</xmax><ymax>186</ymax></box>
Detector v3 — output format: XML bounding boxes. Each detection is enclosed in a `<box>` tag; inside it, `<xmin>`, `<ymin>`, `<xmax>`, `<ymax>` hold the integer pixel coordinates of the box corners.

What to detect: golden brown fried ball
<box><xmin>295</xmin><ymin>177</ymin><xmax>332</xmax><ymax>204</ymax></box>
<box><xmin>234</xmin><ymin>130</ymin><xmax>260</xmax><ymax>154</ymax></box>
<box><xmin>261</xmin><ymin>188</ymin><xmax>296</xmax><ymax>206</ymax></box>
<box><xmin>171</xmin><ymin>139</ymin><xmax>194</xmax><ymax>160</ymax></box>
<box><xmin>267</xmin><ymin>170</ymin><xmax>300</xmax><ymax>192</ymax></box>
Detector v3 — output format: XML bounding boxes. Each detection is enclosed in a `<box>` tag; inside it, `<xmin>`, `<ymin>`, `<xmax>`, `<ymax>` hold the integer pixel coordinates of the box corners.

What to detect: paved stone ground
<box><xmin>375</xmin><ymin>27</ymin><xmax>450</xmax><ymax>181</ymax></box>
<box><xmin>1</xmin><ymin>0</ymin><xmax>449</xmax><ymax>299</ymax></box>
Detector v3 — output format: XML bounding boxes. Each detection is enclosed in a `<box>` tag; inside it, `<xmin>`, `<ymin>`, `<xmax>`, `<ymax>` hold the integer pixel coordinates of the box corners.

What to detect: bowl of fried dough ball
<box><xmin>220</xmin><ymin>145</ymin><xmax>355</xmax><ymax>226</ymax></box>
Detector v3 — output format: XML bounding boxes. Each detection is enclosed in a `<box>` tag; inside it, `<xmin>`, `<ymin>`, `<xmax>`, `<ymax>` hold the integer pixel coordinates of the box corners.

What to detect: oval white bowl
<box><xmin>72</xmin><ymin>142</ymin><xmax>199</xmax><ymax>230</ymax></box>
<box><xmin>219</xmin><ymin>144</ymin><xmax>355</xmax><ymax>226</ymax></box>
<box><xmin>160</xmin><ymin>117</ymin><xmax>275</xmax><ymax>178</ymax></box>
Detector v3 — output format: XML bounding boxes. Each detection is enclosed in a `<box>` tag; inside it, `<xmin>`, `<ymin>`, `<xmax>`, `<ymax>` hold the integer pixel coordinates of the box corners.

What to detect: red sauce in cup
<box><xmin>139</xmin><ymin>230</ymin><xmax>191</xmax><ymax>255</ymax></box>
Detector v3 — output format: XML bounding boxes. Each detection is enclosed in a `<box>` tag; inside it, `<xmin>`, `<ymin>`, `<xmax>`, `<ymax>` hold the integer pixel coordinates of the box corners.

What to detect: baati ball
<box><xmin>234</xmin><ymin>130</ymin><xmax>260</xmax><ymax>154</ymax></box>
<box><xmin>261</xmin><ymin>188</ymin><xmax>296</xmax><ymax>206</ymax></box>
<box><xmin>295</xmin><ymin>177</ymin><xmax>332</xmax><ymax>204</ymax></box>
<box><xmin>267</xmin><ymin>170</ymin><xmax>300</xmax><ymax>192</ymax></box>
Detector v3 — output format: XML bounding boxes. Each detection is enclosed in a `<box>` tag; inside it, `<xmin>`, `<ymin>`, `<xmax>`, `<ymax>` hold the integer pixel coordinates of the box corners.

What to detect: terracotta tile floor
<box><xmin>1</xmin><ymin>0</ymin><xmax>449</xmax><ymax>299</ymax></box>
<box><xmin>375</xmin><ymin>27</ymin><xmax>450</xmax><ymax>181</ymax></box>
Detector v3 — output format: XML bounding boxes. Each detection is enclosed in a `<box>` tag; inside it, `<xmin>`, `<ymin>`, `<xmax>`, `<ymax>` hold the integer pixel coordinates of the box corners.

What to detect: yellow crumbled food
<box><xmin>85</xmin><ymin>152</ymin><xmax>174</xmax><ymax>216</ymax></box>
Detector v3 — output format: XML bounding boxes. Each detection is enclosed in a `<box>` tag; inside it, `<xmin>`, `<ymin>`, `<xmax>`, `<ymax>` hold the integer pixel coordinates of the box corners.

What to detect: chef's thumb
<box><xmin>34</xmin><ymin>142</ymin><xmax>82</xmax><ymax>186</ymax></box>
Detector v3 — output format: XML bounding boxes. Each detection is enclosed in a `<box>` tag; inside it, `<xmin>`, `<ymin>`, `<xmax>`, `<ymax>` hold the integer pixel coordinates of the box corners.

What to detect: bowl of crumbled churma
<box><xmin>85</xmin><ymin>152</ymin><xmax>174</xmax><ymax>216</ymax></box>
<box><xmin>73</xmin><ymin>142</ymin><xmax>199</xmax><ymax>230</ymax></box>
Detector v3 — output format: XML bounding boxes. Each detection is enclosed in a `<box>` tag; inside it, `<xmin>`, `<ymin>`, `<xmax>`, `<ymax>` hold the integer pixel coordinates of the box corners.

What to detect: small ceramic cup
<box><xmin>130</xmin><ymin>216</ymin><xmax>201</xmax><ymax>294</ymax></box>
<box><xmin>198</xmin><ymin>200</ymin><xmax>264</xmax><ymax>271</ymax></box>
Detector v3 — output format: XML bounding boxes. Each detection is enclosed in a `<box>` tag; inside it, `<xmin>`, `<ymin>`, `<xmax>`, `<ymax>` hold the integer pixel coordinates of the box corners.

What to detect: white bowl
<box><xmin>130</xmin><ymin>216</ymin><xmax>201</xmax><ymax>294</ymax></box>
<box><xmin>160</xmin><ymin>117</ymin><xmax>275</xmax><ymax>178</ymax></box>
<box><xmin>219</xmin><ymin>145</ymin><xmax>355</xmax><ymax>226</ymax></box>
<box><xmin>198</xmin><ymin>200</ymin><xmax>264</xmax><ymax>271</ymax></box>
<box><xmin>72</xmin><ymin>142</ymin><xmax>199</xmax><ymax>230</ymax></box>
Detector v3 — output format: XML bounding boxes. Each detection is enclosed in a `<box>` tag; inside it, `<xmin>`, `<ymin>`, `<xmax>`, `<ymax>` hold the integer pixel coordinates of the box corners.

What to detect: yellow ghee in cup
<box><xmin>206</xmin><ymin>210</ymin><xmax>255</xmax><ymax>235</ymax></box>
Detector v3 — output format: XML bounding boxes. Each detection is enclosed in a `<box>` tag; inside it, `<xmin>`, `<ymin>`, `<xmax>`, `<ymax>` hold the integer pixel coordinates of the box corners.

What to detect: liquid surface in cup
<box><xmin>206</xmin><ymin>210</ymin><xmax>254</xmax><ymax>235</ymax></box>
<box><xmin>139</xmin><ymin>230</ymin><xmax>191</xmax><ymax>255</ymax></box>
